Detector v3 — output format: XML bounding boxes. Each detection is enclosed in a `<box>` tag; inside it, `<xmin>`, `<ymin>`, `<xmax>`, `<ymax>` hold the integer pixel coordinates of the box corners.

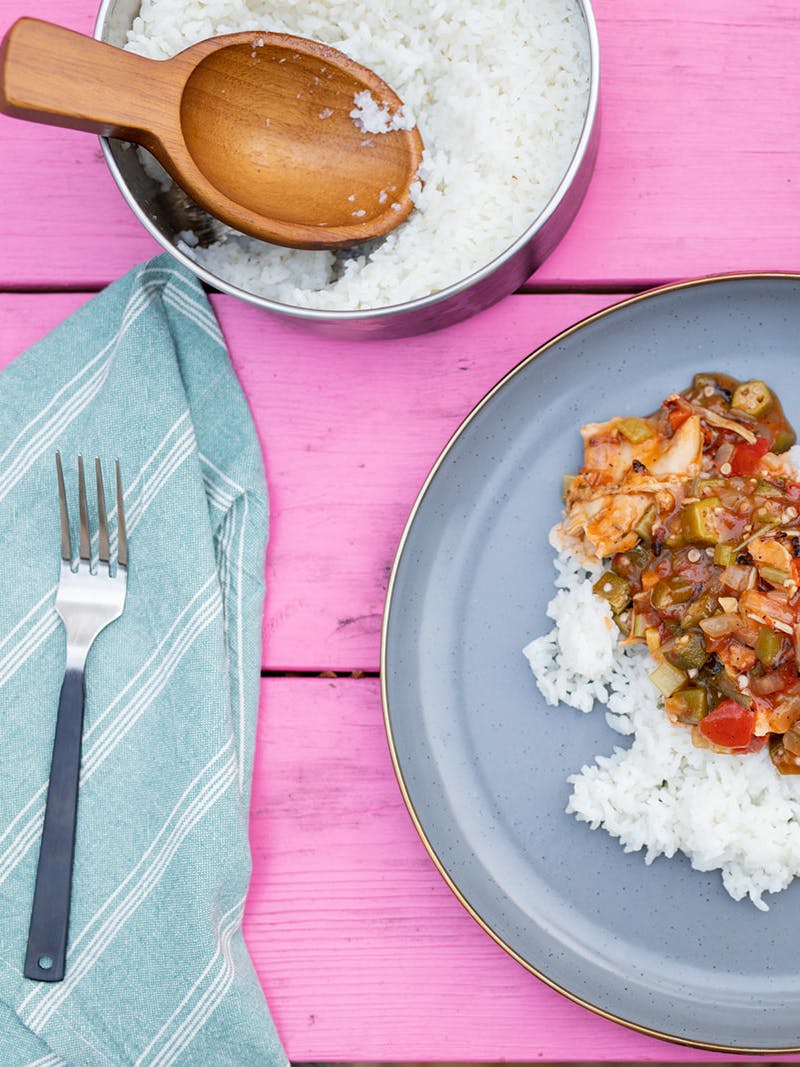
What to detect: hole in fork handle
<box><xmin>25</xmin><ymin>455</ymin><xmax>128</xmax><ymax>981</ymax></box>
<box><xmin>25</xmin><ymin>954</ymin><xmax>55</xmax><ymax>981</ymax></box>
<box><xmin>23</xmin><ymin>665</ymin><xmax>85</xmax><ymax>982</ymax></box>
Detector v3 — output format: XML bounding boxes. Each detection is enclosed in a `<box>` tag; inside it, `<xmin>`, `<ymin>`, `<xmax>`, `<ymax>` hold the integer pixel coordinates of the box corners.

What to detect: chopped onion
<box><xmin>720</xmin><ymin>565</ymin><xmax>754</xmax><ymax>593</ymax></box>
<box><xmin>715</xmin><ymin>440</ymin><xmax>735</xmax><ymax>467</ymax></box>
<box><xmin>740</xmin><ymin>588</ymin><xmax>794</xmax><ymax>627</ymax></box>
<box><xmin>699</xmin><ymin>613</ymin><xmax>741</xmax><ymax>638</ymax></box>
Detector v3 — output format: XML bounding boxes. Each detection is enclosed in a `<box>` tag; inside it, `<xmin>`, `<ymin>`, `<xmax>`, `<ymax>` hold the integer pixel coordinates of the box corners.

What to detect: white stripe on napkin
<box><xmin>123</xmin><ymin>425</ymin><xmax>196</xmax><ymax>536</ymax></box>
<box><xmin>0</xmin><ymin>264</ymin><xmax>218</xmax><ymax>506</ymax></box>
<box><xmin>0</xmin><ymin>578</ymin><xmax>222</xmax><ymax>884</ymax></box>
<box><xmin>20</xmin><ymin>741</ymin><xmax>239</xmax><ymax>1031</ymax></box>
<box><xmin>0</xmin><ymin>281</ymin><xmax>160</xmax><ymax>502</ymax></box>
<box><xmin>0</xmin><ymin>595</ymin><xmax>59</xmax><ymax>692</ymax></box>
<box><xmin>152</xmin><ymin>901</ymin><xmax>242</xmax><ymax>1067</ymax></box>
<box><xmin>135</xmin><ymin>896</ymin><xmax>245</xmax><ymax>1066</ymax></box>
<box><xmin>138</xmin><ymin>265</ymin><xmax>224</xmax><ymax>346</ymax></box>
<box><xmin>200</xmin><ymin>456</ymin><xmax>250</xmax><ymax>789</ymax></box>
<box><xmin>0</xmin><ymin>414</ymin><xmax>196</xmax><ymax>696</ymax></box>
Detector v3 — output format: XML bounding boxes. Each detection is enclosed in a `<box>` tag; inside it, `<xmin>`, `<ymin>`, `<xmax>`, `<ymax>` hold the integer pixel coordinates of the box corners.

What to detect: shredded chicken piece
<box><xmin>565</xmin><ymin>415</ymin><xmax>702</xmax><ymax>560</ymax></box>
<box><xmin>563</xmin><ymin>493</ymin><xmax>652</xmax><ymax>558</ymax></box>
<box><xmin>648</xmin><ymin>415</ymin><xmax>703</xmax><ymax>476</ymax></box>
<box><xmin>748</xmin><ymin>536</ymin><xmax>794</xmax><ymax>576</ymax></box>
<box><xmin>694</xmin><ymin>406</ymin><xmax>757</xmax><ymax>444</ymax></box>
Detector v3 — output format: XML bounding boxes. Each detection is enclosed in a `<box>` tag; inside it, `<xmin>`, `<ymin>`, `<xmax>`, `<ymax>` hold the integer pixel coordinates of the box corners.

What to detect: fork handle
<box><xmin>24</xmin><ymin>667</ymin><xmax>85</xmax><ymax>982</ymax></box>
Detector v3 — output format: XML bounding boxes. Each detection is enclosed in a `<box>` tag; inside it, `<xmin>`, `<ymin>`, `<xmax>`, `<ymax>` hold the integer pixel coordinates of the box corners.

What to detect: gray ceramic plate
<box><xmin>381</xmin><ymin>274</ymin><xmax>800</xmax><ymax>1054</ymax></box>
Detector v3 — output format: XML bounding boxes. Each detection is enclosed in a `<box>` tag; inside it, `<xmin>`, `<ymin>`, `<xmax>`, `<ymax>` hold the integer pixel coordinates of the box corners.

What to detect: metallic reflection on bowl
<box><xmin>94</xmin><ymin>0</ymin><xmax>600</xmax><ymax>339</ymax></box>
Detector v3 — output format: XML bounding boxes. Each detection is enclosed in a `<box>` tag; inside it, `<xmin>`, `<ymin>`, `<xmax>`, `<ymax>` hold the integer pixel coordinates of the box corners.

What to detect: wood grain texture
<box><xmin>0</xmin><ymin>18</ymin><xmax>423</xmax><ymax>248</ymax></box>
<box><xmin>3</xmin><ymin>0</ymin><xmax>800</xmax><ymax>1059</ymax></box>
<box><xmin>0</xmin><ymin>289</ymin><xmax>622</xmax><ymax>670</ymax></box>
<box><xmin>223</xmin><ymin>289</ymin><xmax>634</xmax><ymax>671</ymax></box>
<box><xmin>247</xmin><ymin>677</ymin><xmax>783</xmax><ymax>1062</ymax></box>
<box><xmin>1</xmin><ymin>0</ymin><xmax>800</xmax><ymax>288</ymax></box>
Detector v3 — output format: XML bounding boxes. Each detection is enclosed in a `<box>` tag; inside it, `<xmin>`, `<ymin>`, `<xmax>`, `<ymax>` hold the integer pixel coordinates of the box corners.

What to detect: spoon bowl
<box><xmin>0</xmin><ymin>18</ymin><xmax>424</xmax><ymax>248</ymax></box>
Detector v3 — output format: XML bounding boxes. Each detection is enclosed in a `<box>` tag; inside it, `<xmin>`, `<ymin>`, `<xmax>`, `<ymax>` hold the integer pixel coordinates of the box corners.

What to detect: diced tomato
<box><xmin>668</xmin><ymin>408</ymin><xmax>692</xmax><ymax>432</ymax></box>
<box><xmin>730</xmin><ymin>436</ymin><xmax>770</xmax><ymax>476</ymax></box>
<box><xmin>699</xmin><ymin>698</ymin><xmax>755</xmax><ymax>748</ymax></box>
<box><xmin>738</xmin><ymin>734</ymin><xmax>768</xmax><ymax>754</ymax></box>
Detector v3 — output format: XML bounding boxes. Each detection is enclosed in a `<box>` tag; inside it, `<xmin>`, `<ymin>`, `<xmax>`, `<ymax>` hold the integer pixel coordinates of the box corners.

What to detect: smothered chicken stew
<box><xmin>561</xmin><ymin>373</ymin><xmax>800</xmax><ymax>773</ymax></box>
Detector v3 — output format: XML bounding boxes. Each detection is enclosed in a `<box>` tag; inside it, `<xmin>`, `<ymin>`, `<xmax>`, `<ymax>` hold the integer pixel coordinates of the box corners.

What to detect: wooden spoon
<box><xmin>0</xmin><ymin>18</ymin><xmax>424</xmax><ymax>249</ymax></box>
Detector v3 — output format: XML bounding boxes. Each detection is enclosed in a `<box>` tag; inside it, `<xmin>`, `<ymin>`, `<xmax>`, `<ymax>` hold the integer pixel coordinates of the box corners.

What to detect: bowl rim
<box><xmin>94</xmin><ymin>0</ymin><xmax>601</xmax><ymax>322</ymax></box>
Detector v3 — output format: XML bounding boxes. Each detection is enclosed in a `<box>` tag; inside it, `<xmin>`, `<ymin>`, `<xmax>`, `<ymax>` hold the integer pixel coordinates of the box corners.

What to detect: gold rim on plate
<box><xmin>380</xmin><ymin>271</ymin><xmax>800</xmax><ymax>1055</ymax></box>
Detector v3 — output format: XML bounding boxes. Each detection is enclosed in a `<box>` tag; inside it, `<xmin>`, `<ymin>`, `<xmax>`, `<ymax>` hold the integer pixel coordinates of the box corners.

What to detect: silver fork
<box><xmin>24</xmin><ymin>453</ymin><xmax>128</xmax><ymax>983</ymax></box>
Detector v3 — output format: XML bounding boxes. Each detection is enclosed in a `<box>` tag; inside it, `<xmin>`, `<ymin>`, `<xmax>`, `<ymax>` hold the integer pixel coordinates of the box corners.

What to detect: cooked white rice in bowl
<box><xmin>123</xmin><ymin>0</ymin><xmax>592</xmax><ymax>311</ymax></box>
<box><xmin>525</xmin><ymin>526</ymin><xmax>800</xmax><ymax>912</ymax></box>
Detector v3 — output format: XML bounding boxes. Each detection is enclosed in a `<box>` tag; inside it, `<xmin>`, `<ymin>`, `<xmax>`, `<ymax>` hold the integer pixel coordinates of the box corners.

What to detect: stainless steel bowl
<box><xmin>94</xmin><ymin>0</ymin><xmax>600</xmax><ymax>339</ymax></box>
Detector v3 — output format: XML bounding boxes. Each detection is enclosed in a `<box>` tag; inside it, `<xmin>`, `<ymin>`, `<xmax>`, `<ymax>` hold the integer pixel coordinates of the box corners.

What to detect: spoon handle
<box><xmin>0</xmin><ymin>18</ymin><xmax>174</xmax><ymax>144</ymax></box>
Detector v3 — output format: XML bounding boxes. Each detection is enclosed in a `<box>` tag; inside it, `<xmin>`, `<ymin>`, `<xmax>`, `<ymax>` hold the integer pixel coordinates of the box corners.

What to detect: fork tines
<box><xmin>56</xmin><ymin>453</ymin><xmax>127</xmax><ymax>574</ymax></box>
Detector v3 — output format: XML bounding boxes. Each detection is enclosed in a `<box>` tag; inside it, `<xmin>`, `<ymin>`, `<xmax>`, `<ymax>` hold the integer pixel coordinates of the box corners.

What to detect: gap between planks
<box><xmin>261</xmin><ymin>670</ymin><xmax>379</xmax><ymax>679</ymax></box>
<box><xmin>0</xmin><ymin>280</ymin><xmax>669</xmax><ymax>297</ymax></box>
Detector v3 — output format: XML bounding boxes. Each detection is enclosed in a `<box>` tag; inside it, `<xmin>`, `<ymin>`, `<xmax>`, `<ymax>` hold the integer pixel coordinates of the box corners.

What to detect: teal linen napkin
<box><xmin>0</xmin><ymin>255</ymin><xmax>288</xmax><ymax>1066</ymax></box>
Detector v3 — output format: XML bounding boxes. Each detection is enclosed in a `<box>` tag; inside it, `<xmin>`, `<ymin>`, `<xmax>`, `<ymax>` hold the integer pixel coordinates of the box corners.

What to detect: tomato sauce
<box><xmin>566</xmin><ymin>372</ymin><xmax>800</xmax><ymax>773</ymax></box>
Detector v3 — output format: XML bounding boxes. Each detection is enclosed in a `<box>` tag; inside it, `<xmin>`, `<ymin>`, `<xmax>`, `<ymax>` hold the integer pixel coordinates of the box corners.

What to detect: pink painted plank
<box><xmin>220</xmin><ymin>290</ymin><xmax>628</xmax><ymax>671</ymax></box>
<box><xmin>6</xmin><ymin>288</ymin><xmax>800</xmax><ymax>1058</ymax></box>
<box><xmin>0</xmin><ymin>290</ymin><xmax>622</xmax><ymax>670</ymax></box>
<box><xmin>247</xmin><ymin>677</ymin><xmax>800</xmax><ymax>1061</ymax></box>
<box><xmin>0</xmin><ymin>293</ymin><xmax>91</xmax><ymax>355</ymax></box>
<box><xmin>543</xmin><ymin>0</ymin><xmax>800</xmax><ymax>286</ymax></box>
<box><xmin>0</xmin><ymin>5</ymin><xmax>165</xmax><ymax>286</ymax></box>
<box><xmin>1</xmin><ymin>0</ymin><xmax>800</xmax><ymax>288</ymax></box>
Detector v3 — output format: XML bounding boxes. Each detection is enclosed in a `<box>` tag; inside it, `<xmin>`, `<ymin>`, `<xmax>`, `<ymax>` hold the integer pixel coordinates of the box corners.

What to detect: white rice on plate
<box><xmin>524</xmin><ymin>495</ymin><xmax>800</xmax><ymax>911</ymax></box>
<box><xmin>124</xmin><ymin>0</ymin><xmax>590</xmax><ymax>310</ymax></box>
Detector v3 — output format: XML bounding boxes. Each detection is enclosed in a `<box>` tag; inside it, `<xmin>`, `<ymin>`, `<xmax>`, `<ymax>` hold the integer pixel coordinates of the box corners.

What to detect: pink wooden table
<box><xmin>2</xmin><ymin>0</ymin><xmax>800</xmax><ymax>1060</ymax></box>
